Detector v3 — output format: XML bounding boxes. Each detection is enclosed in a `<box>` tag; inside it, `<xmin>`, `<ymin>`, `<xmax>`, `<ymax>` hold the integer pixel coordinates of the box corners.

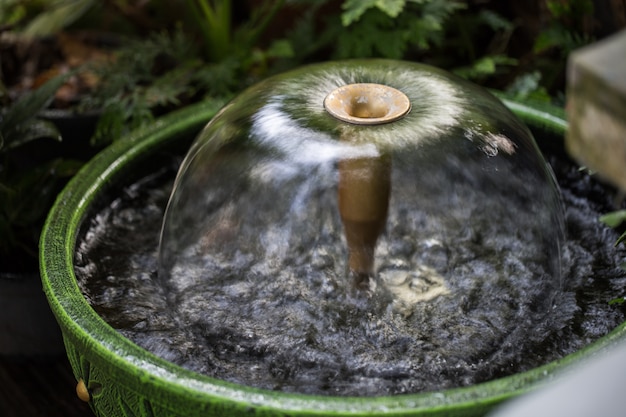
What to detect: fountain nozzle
<box><xmin>325</xmin><ymin>83</ymin><xmax>410</xmax><ymax>290</ymax></box>
<box><xmin>323</xmin><ymin>83</ymin><xmax>411</xmax><ymax>125</ymax></box>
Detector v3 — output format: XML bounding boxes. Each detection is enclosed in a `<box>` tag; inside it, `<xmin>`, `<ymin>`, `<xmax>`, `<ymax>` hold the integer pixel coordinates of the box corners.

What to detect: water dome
<box><xmin>157</xmin><ymin>60</ymin><xmax>565</xmax><ymax>395</ymax></box>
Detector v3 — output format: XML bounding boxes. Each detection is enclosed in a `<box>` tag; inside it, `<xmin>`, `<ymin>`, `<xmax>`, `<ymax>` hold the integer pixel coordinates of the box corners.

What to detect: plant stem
<box><xmin>245</xmin><ymin>0</ymin><xmax>286</xmax><ymax>50</ymax></box>
<box><xmin>193</xmin><ymin>0</ymin><xmax>232</xmax><ymax>62</ymax></box>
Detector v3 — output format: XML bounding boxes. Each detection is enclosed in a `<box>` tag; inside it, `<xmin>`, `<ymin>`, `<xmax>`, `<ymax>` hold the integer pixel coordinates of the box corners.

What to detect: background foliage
<box><xmin>0</xmin><ymin>0</ymin><xmax>623</xmax><ymax>271</ymax></box>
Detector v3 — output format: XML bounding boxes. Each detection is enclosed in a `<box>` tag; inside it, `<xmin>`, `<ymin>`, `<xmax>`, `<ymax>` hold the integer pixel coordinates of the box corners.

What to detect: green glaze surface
<box><xmin>41</xmin><ymin>86</ymin><xmax>626</xmax><ymax>417</ymax></box>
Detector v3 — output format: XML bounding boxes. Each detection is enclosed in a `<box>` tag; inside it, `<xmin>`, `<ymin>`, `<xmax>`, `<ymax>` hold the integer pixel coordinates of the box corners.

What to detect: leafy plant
<box><xmin>319</xmin><ymin>0</ymin><xmax>518</xmax><ymax>87</ymax></box>
<box><xmin>1</xmin><ymin>73</ymin><xmax>84</xmax><ymax>271</ymax></box>
<box><xmin>526</xmin><ymin>0</ymin><xmax>595</xmax><ymax>97</ymax></box>
<box><xmin>0</xmin><ymin>0</ymin><xmax>97</xmax><ymax>35</ymax></box>
<box><xmin>446</xmin><ymin>8</ymin><xmax>517</xmax><ymax>82</ymax></box>
<box><xmin>505</xmin><ymin>71</ymin><xmax>552</xmax><ymax>102</ymax></box>
<box><xmin>185</xmin><ymin>0</ymin><xmax>289</xmax><ymax>63</ymax></box>
<box><xmin>333</xmin><ymin>0</ymin><xmax>466</xmax><ymax>59</ymax></box>
<box><xmin>82</xmin><ymin>29</ymin><xmax>244</xmax><ymax>146</ymax></box>
<box><xmin>535</xmin><ymin>0</ymin><xmax>594</xmax><ymax>56</ymax></box>
<box><xmin>599</xmin><ymin>210</ymin><xmax>626</xmax><ymax>247</ymax></box>
<box><xmin>63</xmin><ymin>0</ymin><xmax>297</xmax><ymax>146</ymax></box>
<box><xmin>0</xmin><ymin>73</ymin><xmax>67</xmax><ymax>150</ymax></box>
<box><xmin>453</xmin><ymin>55</ymin><xmax>517</xmax><ymax>82</ymax></box>
<box><xmin>599</xmin><ymin>210</ymin><xmax>626</xmax><ymax>305</ymax></box>
<box><xmin>81</xmin><ymin>30</ymin><xmax>202</xmax><ymax>145</ymax></box>
<box><xmin>0</xmin><ymin>0</ymin><xmax>29</xmax><ymax>27</ymax></box>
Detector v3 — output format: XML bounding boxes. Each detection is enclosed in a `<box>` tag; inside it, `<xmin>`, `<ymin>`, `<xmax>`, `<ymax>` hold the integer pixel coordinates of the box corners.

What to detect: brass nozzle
<box><xmin>338</xmin><ymin>155</ymin><xmax>391</xmax><ymax>280</ymax></box>
<box><xmin>323</xmin><ymin>83</ymin><xmax>411</xmax><ymax>125</ymax></box>
<box><xmin>325</xmin><ymin>83</ymin><xmax>410</xmax><ymax>289</ymax></box>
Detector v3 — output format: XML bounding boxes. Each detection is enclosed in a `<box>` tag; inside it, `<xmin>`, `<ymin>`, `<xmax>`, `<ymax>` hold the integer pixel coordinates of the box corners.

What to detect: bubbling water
<box><xmin>154</xmin><ymin>60</ymin><xmax>566</xmax><ymax>394</ymax></box>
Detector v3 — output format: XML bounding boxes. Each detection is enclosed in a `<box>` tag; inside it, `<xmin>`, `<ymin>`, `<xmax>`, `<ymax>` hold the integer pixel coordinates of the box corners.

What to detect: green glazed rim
<box><xmin>40</xmin><ymin>94</ymin><xmax>625</xmax><ymax>416</ymax></box>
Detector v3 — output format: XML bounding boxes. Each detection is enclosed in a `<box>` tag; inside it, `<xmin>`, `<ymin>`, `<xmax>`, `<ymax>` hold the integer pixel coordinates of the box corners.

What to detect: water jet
<box><xmin>40</xmin><ymin>60</ymin><xmax>626</xmax><ymax>416</ymax></box>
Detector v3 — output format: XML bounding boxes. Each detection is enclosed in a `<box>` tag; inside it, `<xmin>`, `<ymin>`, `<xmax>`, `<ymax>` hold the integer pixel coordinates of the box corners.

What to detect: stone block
<box><xmin>566</xmin><ymin>29</ymin><xmax>626</xmax><ymax>191</ymax></box>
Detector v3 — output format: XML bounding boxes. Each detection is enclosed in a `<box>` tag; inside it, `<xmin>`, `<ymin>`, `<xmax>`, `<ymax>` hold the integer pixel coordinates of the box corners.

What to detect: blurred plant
<box><xmin>530</xmin><ymin>0</ymin><xmax>595</xmax><ymax>96</ymax></box>
<box><xmin>0</xmin><ymin>73</ymin><xmax>83</xmax><ymax>271</ymax></box>
<box><xmin>0</xmin><ymin>0</ymin><xmax>29</xmax><ymax>27</ymax></box>
<box><xmin>81</xmin><ymin>29</ymin><xmax>241</xmax><ymax>146</ymax></box>
<box><xmin>599</xmin><ymin>210</ymin><xmax>626</xmax><ymax>247</ymax></box>
<box><xmin>183</xmin><ymin>0</ymin><xmax>294</xmax><ymax>69</ymax></box>
<box><xmin>0</xmin><ymin>73</ymin><xmax>66</xmax><ymax>148</ymax></box>
<box><xmin>80</xmin><ymin>30</ymin><xmax>198</xmax><ymax>145</ymax></box>
<box><xmin>534</xmin><ymin>0</ymin><xmax>595</xmax><ymax>56</ymax></box>
<box><xmin>446</xmin><ymin>9</ymin><xmax>518</xmax><ymax>82</ymax></box>
<box><xmin>505</xmin><ymin>71</ymin><xmax>552</xmax><ymax>102</ymax></box>
<box><xmin>2</xmin><ymin>1</ymin><xmax>296</xmax><ymax>145</ymax></box>
<box><xmin>69</xmin><ymin>0</ymin><xmax>299</xmax><ymax>145</ymax></box>
<box><xmin>599</xmin><ymin>209</ymin><xmax>626</xmax><ymax>305</ymax></box>
<box><xmin>0</xmin><ymin>0</ymin><xmax>96</xmax><ymax>35</ymax></box>
<box><xmin>333</xmin><ymin>0</ymin><xmax>467</xmax><ymax>59</ymax></box>
<box><xmin>300</xmin><ymin>0</ymin><xmax>517</xmax><ymax>86</ymax></box>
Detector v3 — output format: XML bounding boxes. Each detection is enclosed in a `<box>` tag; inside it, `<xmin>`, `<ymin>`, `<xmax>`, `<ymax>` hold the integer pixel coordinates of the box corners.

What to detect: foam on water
<box><xmin>75</xmin><ymin>136</ymin><xmax>626</xmax><ymax>396</ymax></box>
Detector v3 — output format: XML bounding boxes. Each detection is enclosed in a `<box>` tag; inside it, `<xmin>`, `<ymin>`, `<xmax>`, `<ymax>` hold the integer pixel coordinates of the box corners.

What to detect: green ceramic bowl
<box><xmin>40</xmin><ymin>92</ymin><xmax>626</xmax><ymax>417</ymax></box>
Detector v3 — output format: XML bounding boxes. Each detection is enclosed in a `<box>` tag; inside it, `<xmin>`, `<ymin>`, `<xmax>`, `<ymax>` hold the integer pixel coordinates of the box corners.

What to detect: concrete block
<box><xmin>566</xmin><ymin>29</ymin><xmax>626</xmax><ymax>191</ymax></box>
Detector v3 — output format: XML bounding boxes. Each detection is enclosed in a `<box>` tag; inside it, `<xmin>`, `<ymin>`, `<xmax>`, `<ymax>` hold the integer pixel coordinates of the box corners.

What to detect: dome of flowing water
<box><xmin>156</xmin><ymin>60</ymin><xmax>565</xmax><ymax>395</ymax></box>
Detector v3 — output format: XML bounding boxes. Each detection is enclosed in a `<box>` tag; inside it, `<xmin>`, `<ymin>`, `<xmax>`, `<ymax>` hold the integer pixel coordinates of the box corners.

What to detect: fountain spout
<box><xmin>338</xmin><ymin>154</ymin><xmax>391</xmax><ymax>289</ymax></box>
<box><xmin>324</xmin><ymin>83</ymin><xmax>410</xmax><ymax>290</ymax></box>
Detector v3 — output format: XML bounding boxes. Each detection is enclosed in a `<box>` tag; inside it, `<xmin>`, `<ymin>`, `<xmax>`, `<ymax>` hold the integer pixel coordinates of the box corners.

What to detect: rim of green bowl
<box><xmin>40</xmin><ymin>94</ymin><xmax>626</xmax><ymax>416</ymax></box>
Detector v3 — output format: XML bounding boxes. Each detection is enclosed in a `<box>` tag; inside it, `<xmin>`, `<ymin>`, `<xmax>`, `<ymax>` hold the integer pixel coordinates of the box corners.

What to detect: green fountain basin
<box><xmin>40</xmin><ymin>75</ymin><xmax>626</xmax><ymax>416</ymax></box>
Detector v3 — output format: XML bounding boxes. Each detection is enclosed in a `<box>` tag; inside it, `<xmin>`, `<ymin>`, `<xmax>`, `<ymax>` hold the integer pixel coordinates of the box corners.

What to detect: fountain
<box><xmin>40</xmin><ymin>60</ymin><xmax>626</xmax><ymax>416</ymax></box>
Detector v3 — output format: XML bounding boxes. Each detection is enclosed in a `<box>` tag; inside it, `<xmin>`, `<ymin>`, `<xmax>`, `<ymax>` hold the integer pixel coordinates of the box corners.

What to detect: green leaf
<box><xmin>265</xmin><ymin>39</ymin><xmax>295</xmax><ymax>59</ymax></box>
<box><xmin>336</xmin><ymin>7</ymin><xmax>412</xmax><ymax>59</ymax></box>
<box><xmin>608</xmin><ymin>297</ymin><xmax>625</xmax><ymax>306</ymax></box>
<box><xmin>599</xmin><ymin>210</ymin><xmax>626</xmax><ymax>228</ymax></box>
<box><xmin>478</xmin><ymin>9</ymin><xmax>514</xmax><ymax>32</ymax></box>
<box><xmin>239</xmin><ymin>0</ymin><xmax>287</xmax><ymax>52</ymax></box>
<box><xmin>143</xmin><ymin>65</ymin><xmax>198</xmax><ymax>108</ymax></box>
<box><xmin>22</xmin><ymin>0</ymin><xmax>96</xmax><ymax>37</ymax></box>
<box><xmin>281</xmin><ymin>5</ymin><xmax>322</xmax><ymax>60</ymax></box>
<box><xmin>342</xmin><ymin>0</ymin><xmax>407</xmax><ymax>25</ymax></box>
<box><xmin>342</xmin><ymin>0</ymin><xmax>379</xmax><ymax>26</ymax></box>
<box><xmin>505</xmin><ymin>71</ymin><xmax>552</xmax><ymax>102</ymax></box>
<box><xmin>0</xmin><ymin>0</ymin><xmax>28</xmax><ymax>26</ymax></box>
<box><xmin>474</xmin><ymin>56</ymin><xmax>496</xmax><ymax>74</ymax></box>
<box><xmin>91</xmin><ymin>103</ymin><xmax>125</xmax><ymax>147</ymax></box>
<box><xmin>0</xmin><ymin>72</ymin><xmax>70</xmax><ymax>146</ymax></box>
<box><xmin>453</xmin><ymin>55</ymin><xmax>516</xmax><ymax>80</ymax></box>
<box><xmin>3</xmin><ymin>119</ymin><xmax>62</xmax><ymax>150</ymax></box>
<box><xmin>375</xmin><ymin>0</ymin><xmax>406</xmax><ymax>18</ymax></box>
<box><xmin>406</xmin><ymin>0</ymin><xmax>466</xmax><ymax>50</ymax></box>
<box><xmin>507</xmin><ymin>72</ymin><xmax>541</xmax><ymax>97</ymax></box>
